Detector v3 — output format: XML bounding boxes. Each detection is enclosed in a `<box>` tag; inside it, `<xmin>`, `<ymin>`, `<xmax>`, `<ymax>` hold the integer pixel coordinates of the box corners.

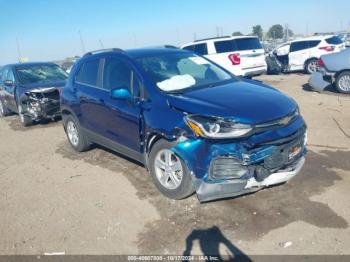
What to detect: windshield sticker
<box><xmin>157</xmin><ymin>74</ymin><xmax>196</xmax><ymax>91</ymax></box>
<box><xmin>189</xmin><ymin>56</ymin><xmax>210</xmax><ymax>65</ymax></box>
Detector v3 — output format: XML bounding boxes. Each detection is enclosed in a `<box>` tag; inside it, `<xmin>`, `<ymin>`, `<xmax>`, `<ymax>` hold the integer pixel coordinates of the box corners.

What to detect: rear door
<box><xmin>1</xmin><ymin>67</ymin><xmax>17</xmax><ymax>112</ymax></box>
<box><xmin>289</xmin><ymin>41</ymin><xmax>310</xmax><ymax>70</ymax></box>
<box><xmin>234</xmin><ymin>37</ymin><xmax>266</xmax><ymax>70</ymax></box>
<box><xmin>74</xmin><ymin>57</ymin><xmax>103</xmax><ymax>133</ymax></box>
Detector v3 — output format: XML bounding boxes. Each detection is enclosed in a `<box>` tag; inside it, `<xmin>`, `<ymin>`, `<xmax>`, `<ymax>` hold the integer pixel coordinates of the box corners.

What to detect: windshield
<box><xmin>136</xmin><ymin>52</ymin><xmax>233</xmax><ymax>92</ymax></box>
<box><xmin>16</xmin><ymin>64</ymin><xmax>68</xmax><ymax>85</ymax></box>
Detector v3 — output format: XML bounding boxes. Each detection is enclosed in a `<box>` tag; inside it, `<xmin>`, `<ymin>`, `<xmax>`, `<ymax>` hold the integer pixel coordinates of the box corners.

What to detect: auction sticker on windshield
<box><xmin>189</xmin><ymin>56</ymin><xmax>209</xmax><ymax>65</ymax></box>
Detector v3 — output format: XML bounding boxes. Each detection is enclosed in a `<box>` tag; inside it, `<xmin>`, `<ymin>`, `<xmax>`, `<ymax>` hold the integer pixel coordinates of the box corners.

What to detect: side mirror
<box><xmin>111</xmin><ymin>88</ymin><xmax>133</xmax><ymax>101</ymax></box>
<box><xmin>4</xmin><ymin>80</ymin><xmax>14</xmax><ymax>87</ymax></box>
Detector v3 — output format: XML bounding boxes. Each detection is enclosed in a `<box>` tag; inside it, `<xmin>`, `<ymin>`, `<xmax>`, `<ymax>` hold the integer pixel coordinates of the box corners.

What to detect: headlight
<box><xmin>185</xmin><ymin>115</ymin><xmax>252</xmax><ymax>139</ymax></box>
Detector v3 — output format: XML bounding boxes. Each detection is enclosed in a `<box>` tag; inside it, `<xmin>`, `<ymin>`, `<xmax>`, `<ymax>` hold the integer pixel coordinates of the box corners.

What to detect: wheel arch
<box><xmin>335</xmin><ymin>69</ymin><xmax>350</xmax><ymax>79</ymax></box>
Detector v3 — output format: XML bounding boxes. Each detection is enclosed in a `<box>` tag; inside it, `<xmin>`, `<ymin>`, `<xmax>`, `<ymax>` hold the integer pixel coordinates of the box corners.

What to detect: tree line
<box><xmin>232</xmin><ymin>24</ymin><xmax>294</xmax><ymax>40</ymax></box>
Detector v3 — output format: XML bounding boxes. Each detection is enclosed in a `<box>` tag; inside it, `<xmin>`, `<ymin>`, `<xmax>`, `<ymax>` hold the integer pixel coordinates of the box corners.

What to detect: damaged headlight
<box><xmin>185</xmin><ymin>115</ymin><xmax>253</xmax><ymax>139</ymax></box>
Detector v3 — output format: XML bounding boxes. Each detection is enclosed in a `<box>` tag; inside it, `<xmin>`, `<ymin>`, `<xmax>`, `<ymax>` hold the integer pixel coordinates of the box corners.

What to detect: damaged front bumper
<box><xmin>19</xmin><ymin>87</ymin><xmax>61</xmax><ymax>121</ymax></box>
<box><xmin>172</xmin><ymin>120</ymin><xmax>307</xmax><ymax>202</ymax></box>
<box><xmin>195</xmin><ymin>156</ymin><xmax>305</xmax><ymax>202</ymax></box>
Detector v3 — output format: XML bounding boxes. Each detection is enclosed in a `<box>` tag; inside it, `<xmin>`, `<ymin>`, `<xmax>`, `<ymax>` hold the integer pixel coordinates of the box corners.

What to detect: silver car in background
<box><xmin>308</xmin><ymin>48</ymin><xmax>350</xmax><ymax>94</ymax></box>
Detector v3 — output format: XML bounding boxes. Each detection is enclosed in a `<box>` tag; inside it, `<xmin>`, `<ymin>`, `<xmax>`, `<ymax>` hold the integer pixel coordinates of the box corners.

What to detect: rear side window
<box><xmin>75</xmin><ymin>59</ymin><xmax>100</xmax><ymax>86</ymax></box>
<box><xmin>290</xmin><ymin>41</ymin><xmax>308</xmax><ymax>52</ymax></box>
<box><xmin>235</xmin><ymin>38</ymin><xmax>262</xmax><ymax>51</ymax></box>
<box><xmin>183</xmin><ymin>44</ymin><xmax>208</xmax><ymax>55</ymax></box>
<box><xmin>214</xmin><ymin>40</ymin><xmax>236</xmax><ymax>53</ymax></box>
<box><xmin>308</xmin><ymin>40</ymin><xmax>321</xmax><ymax>48</ymax></box>
<box><xmin>325</xmin><ymin>36</ymin><xmax>343</xmax><ymax>45</ymax></box>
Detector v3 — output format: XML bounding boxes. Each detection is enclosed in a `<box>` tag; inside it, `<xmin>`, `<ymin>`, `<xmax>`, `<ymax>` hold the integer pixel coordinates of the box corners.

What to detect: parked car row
<box><xmin>267</xmin><ymin>35</ymin><xmax>345</xmax><ymax>74</ymax></box>
<box><xmin>0</xmin><ymin>46</ymin><xmax>308</xmax><ymax>202</ymax></box>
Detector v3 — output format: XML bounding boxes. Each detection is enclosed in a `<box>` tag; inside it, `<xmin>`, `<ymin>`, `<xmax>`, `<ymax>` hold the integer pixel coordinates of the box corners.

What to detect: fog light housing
<box><xmin>209</xmin><ymin>157</ymin><xmax>249</xmax><ymax>181</ymax></box>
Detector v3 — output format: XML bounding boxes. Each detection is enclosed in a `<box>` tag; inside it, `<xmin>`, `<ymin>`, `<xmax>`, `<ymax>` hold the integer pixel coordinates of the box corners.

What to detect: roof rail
<box><xmin>194</xmin><ymin>36</ymin><xmax>231</xmax><ymax>42</ymax></box>
<box><xmin>83</xmin><ymin>48</ymin><xmax>124</xmax><ymax>57</ymax></box>
<box><xmin>163</xmin><ymin>45</ymin><xmax>178</xmax><ymax>49</ymax></box>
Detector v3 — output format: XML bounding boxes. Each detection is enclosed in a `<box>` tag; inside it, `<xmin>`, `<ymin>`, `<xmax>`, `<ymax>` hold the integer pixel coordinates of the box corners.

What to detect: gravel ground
<box><xmin>0</xmin><ymin>74</ymin><xmax>350</xmax><ymax>256</ymax></box>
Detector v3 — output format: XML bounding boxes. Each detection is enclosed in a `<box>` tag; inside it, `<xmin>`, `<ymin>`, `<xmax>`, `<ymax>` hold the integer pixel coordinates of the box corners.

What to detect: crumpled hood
<box><xmin>21</xmin><ymin>81</ymin><xmax>66</xmax><ymax>93</ymax></box>
<box><xmin>166</xmin><ymin>79</ymin><xmax>297</xmax><ymax>124</ymax></box>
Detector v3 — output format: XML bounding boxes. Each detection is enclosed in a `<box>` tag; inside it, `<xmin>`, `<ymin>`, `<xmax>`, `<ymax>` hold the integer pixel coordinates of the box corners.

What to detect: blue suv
<box><xmin>61</xmin><ymin>47</ymin><xmax>307</xmax><ymax>202</ymax></box>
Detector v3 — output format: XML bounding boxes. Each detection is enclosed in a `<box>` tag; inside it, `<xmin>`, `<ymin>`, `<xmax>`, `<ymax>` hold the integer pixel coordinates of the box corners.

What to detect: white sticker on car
<box><xmin>189</xmin><ymin>56</ymin><xmax>209</xmax><ymax>65</ymax></box>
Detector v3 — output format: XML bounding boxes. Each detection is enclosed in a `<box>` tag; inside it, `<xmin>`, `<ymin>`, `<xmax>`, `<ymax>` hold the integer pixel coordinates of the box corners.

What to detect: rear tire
<box><xmin>0</xmin><ymin>98</ymin><xmax>10</xmax><ymax>117</ymax></box>
<box><xmin>63</xmin><ymin>115</ymin><xmax>90</xmax><ymax>152</ymax></box>
<box><xmin>18</xmin><ymin>104</ymin><xmax>32</xmax><ymax>127</ymax></box>
<box><xmin>148</xmin><ymin>139</ymin><xmax>195</xmax><ymax>200</ymax></box>
<box><xmin>305</xmin><ymin>58</ymin><xmax>318</xmax><ymax>74</ymax></box>
<box><xmin>335</xmin><ymin>71</ymin><xmax>350</xmax><ymax>94</ymax></box>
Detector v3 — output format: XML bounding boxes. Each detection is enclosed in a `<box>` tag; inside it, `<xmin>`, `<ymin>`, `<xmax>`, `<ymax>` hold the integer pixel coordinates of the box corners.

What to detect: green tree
<box><xmin>267</xmin><ymin>24</ymin><xmax>284</xmax><ymax>39</ymax></box>
<box><xmin>252</xmin><ymin>25</ymin><xmax>263</xmax><ymax>40</ymax></box>
<box><xmin>232</xmin><ymin>31</ymin><xmax>243</xmax><ymax>36</ymax></box>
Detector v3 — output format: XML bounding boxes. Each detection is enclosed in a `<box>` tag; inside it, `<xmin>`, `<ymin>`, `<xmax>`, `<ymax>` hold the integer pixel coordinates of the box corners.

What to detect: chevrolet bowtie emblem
<box><xmin>279</xmin><ymin>115</ymin><xmax>292</xmax><ymax>125</ymax></box>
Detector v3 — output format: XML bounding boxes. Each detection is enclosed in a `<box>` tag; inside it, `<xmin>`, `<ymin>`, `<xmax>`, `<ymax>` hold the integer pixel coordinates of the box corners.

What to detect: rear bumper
<box><xmin>308</xmin><ymin>71</ymin><xmax>332</xmax><ymax>92</ymax></box>
<box><xmin>196</xmin><ymin>156</ymin><xmax>305</xmax><ymax>202</ymax></box>
<box><xmin>242</xmin><ymin>66</ymin><xmax>267</xmax><ymax>77</ymax></box>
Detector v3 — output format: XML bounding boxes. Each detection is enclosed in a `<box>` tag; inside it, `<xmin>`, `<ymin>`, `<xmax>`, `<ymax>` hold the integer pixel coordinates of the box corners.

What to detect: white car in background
<box><xmin>181</xmin><ymin>36</ymin><xmax>267</xmax><ymax>77</ymax></box>
<box><xmin>271</xmin><ymin>35</ymin><xmax>345</xmax><ymax>74</ymax></box>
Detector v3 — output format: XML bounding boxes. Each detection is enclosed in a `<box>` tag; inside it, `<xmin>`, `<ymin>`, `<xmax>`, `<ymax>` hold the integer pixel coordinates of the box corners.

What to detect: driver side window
<box><xmin>103</xmin><ymin>58</ymin><xmax>141</xmax><ymax>97</ymax></box>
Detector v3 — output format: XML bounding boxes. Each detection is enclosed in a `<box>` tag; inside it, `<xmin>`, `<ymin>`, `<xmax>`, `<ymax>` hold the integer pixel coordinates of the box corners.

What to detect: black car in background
<box><xmin>0</xmin><ymin>62</ymin><xmax>68</xmax><ymax>126</ymax></box>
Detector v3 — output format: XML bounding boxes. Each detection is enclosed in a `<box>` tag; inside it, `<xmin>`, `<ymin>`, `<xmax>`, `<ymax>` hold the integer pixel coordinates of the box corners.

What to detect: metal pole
<box><xmin>16</xmin><ymin>37</ymin><xmax>22</xmax><ymax>62</ymax></box>
<box><xmin>78</xmin><ymin>30</ymin><xmax>86</xmax><ymax>54</ymax></box>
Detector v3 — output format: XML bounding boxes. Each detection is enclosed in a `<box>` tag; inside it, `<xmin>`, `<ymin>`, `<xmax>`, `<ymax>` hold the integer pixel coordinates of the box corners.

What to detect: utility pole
<box><xmin>193</xmin><ymin>32</ymin><xmax>197</xmax><ymax>41</ymax></box>
<box><xmin>16</xmin><ymin>37</ymin><xmax>22</xmax><ymax>62</ymax></box>
<box><xmin>78</xmin><ymin>30</ymin><xmax>86</xmax><ymax>54</ymax></box>
<box><xmin>99</xmin><ymin>39</ymin><xmax>104</xmax><ymax>49</ymax></box>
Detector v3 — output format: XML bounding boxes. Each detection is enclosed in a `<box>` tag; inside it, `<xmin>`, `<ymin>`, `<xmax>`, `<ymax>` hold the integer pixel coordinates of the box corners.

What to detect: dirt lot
<box><xmin>1</xmin><ymin>74</ymin><xmax>350</xmax><ymax>256</ymax></box>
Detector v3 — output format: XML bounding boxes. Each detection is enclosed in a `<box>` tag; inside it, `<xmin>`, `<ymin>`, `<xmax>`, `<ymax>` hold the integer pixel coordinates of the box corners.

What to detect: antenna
<box><xmin>16</xmin><ymin>37</ymin><xmax>22</xmax><ymax>62</ymax></box>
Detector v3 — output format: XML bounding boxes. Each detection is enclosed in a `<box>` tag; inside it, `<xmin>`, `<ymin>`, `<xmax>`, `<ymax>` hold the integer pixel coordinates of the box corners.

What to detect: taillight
<box><xmin>319</xmin><ymin>46</ymin><xmax>335</xmax><ymax>52</ymax></box>
<box><xmin>317</xmin><ymin>58</ymin><xmax>324</xmax><ymax>67</ymax></box>
<box><xmin>228</xmin><ymin>53</ymin><xmax>240</xmax><ymax>65</ymax></box>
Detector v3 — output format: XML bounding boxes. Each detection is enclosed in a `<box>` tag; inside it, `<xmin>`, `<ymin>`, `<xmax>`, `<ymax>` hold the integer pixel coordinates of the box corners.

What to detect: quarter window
<box><xmin>325</xmin><ymin>36</ymin><xmax>343</xmax><ymax>45</ymax></box>
<box><xmin>75</xmin><ymin>59</ymin><xmax>100</xmax><ymax>86</ymax></box>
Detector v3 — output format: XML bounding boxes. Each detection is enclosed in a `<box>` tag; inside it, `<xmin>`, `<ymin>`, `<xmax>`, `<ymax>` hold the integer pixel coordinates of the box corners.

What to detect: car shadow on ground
<box><xmin>56</xmin><ymin>142</ymin><xmax>349</xmax><ymax>254</ymax></box>
<box><xmin>3</xmin><ymin>115</ymin><xmax>61</xmax><ymax>132</ymax></box>
<box><xmin>302</xmin><ymin>83</ymin><xmax>342</xmax><ymax>96</ymax></box>
<box><xmin>182</xmin><ymin>226</ymin><xmax>251</xmax><ymax>261</ymax></box>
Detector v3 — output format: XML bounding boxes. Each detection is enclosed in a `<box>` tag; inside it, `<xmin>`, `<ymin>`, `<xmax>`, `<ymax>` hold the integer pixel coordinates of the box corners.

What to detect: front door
<box><xmin>101</xmin><ymin>56</ymin><xmax>142</xmax><ymax>152</ymax></box>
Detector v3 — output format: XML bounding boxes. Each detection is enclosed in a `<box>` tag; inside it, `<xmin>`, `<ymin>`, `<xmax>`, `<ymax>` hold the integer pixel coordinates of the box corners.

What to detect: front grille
<box><xmin>263</xmin><ymin>135</ymin><xmax>304</xmax><ymax>170</ymax></box>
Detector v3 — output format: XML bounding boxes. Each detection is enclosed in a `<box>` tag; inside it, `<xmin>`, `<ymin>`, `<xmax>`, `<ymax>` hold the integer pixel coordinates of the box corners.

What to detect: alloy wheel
<box><xmin>308</xmin><ymin>60</ymin><xmax>318</xmax><ymax>73</ymax></box>
<box><xmin>66</xmin><ymin>121</ymin><xmax>79</xmax><ymax>147</ymax></box>
<box><xmin>338</xmin><ymin>74</ymin><xmax>350</xmax><ymax>92</ymax></box>
<box><xmin>154</xmin><ymin>149</ymin><xmax>183</xmax><ymax>190</ymax></box>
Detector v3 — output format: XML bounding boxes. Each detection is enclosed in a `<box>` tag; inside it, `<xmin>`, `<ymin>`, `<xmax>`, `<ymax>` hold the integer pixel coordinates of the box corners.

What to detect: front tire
<box><xmin>18</xmin><ymin>104</ymin><xmax>32</xmax><ymax>127</ymax></box>
<box><xmin>335</xmin><ymin>71</ymin><xmax>350</xmax><ymax>94</ymax></box>
<box><xmin>64</xmin><ymin>115</ymin><xmax>90</xmax><ymax>152</ymax></box>
<box><xmin>305</xmin><ymin>58</ymin><xmax>318</xmax><ymax>74</ymax></box>
<box><xmin>148</xmin><ymin>139</ymin><xmax>195</xmax><ymax>200</ymax></box>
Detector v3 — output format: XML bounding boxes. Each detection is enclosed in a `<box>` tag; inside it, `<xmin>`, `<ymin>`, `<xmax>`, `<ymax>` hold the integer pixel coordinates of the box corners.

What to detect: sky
<box><xmin>0</xmin><ymin>0</ymin><xmax>349</xmax><ymax>64</ymax></box>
